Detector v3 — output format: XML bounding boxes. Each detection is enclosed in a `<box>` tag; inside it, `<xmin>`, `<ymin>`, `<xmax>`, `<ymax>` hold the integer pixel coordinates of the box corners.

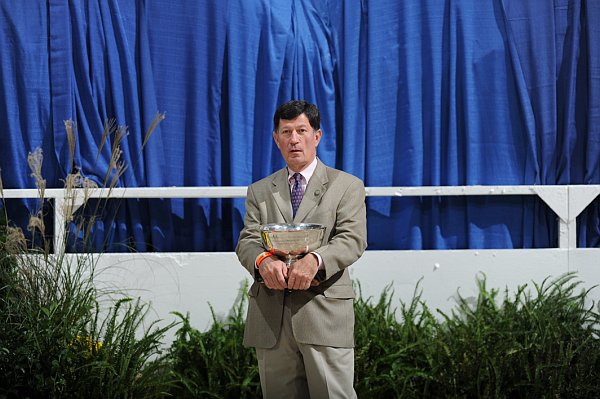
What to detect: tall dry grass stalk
<box><xmin>63</xmin><ymin>171</ymin><xmax>82</xmax><ymax>224</ymax></box>
<box><xmin>0</xmin><ymin>168</ymin><xmax>26</xmax><ymax>255</ymax></box>
<box><xmin>62</xmin><ymin>170</ymin><xmax>99</xmax><ymax>226</ymax></box>
<box><xmin>64</xmin><ymin>119</ymin><xmax>77</xmax><ymax>173</ymax></box>
<box><xmin>96</xmin><ymin>118</ymin><xmax>116</xmax><ymax>163</ymax></box>
<box><xmin>26</xmin><ymin>213</ymin><xmax>46</xmax><ymax>246</ymax></box>
<box><xmin>104</xmin><ymin>124</ymin><xmax>128</xmax><ymax>188</ymax></box>
<box><xmin>62</xmin><ymin>168</ymin><xmax>100</xmax><ymax>251</ymax></box>
<box><xmin>27</xmin><ymin>148</ymin><xmax>46</xmax><ymax>203</ymax></box>
<box><xmin>26</xmin><ymin>148</ymin><xmax>48</xmax><ymax>251</ymax></box>
<box><xmin>142</xmin><ymin>112</ymin><xmax>166</xmax><ymax>150</ymax></box>
<box><xmin>3</xmin><ymin>226</ymin><xmax>27</xmax><ymax>255</ymax></box>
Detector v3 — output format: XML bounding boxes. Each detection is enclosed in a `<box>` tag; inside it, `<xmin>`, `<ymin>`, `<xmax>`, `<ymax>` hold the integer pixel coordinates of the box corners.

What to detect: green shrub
<box><xmin>354</xmin><ymin>282</ymin><xmax>438</xmax><ymax>398</ymax></box>
<box><xmin>430</xmin><ymin>274</ymin><xmax>600</xmax><ymax>398</ymax></box>
<box><xmin>354</xmin><ymin>274</ymin><xmax>600</xmax><ymax>398</ymax></box>
<box><xmin>167</xmin><ymin>283</ymin><xmax>261</xmax><ymax>399</ymax></box>
<box><xmin>167</xmin><ymin>274</ymin><xmax>600</xmax><ymax>399</ymax></box>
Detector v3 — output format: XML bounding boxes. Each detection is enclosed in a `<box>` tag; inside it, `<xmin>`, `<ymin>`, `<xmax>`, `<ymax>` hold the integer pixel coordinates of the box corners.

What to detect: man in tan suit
<box><xmin>236</xmin><ymin>100</ymin><xmax>367</xmax><ymax>398</ymax></box>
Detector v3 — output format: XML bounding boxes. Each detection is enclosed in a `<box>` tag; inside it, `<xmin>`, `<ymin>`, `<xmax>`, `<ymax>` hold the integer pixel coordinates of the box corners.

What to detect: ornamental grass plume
<box><xmin>142</xmin><ymin>111</ymin><xmax>166</xmax><ymax>150</ymax></box>
<box><xmin>98</xmin><ymin>123</ymin><xmax>129</xmax><ymax>200</ymax></box>
<box><xmin>26</xmin><ymin>148</ymin><xmax>48</xmax><ymax>252</ymax></box>
<box><xmin>0</xmin><ymin>189</ymin><xmax>26</xmax><ymax>271</ymax></box>
<box><xmin>96</xmin><ymin>118</ymin><xmax>116</xmax><ymax>163</ymax></box>
<box><xmin>63</xmin><ymin>170</ymin><xmax>83</xmax><ymax>224</ymax></box>
<box><xmin>3</xmin><ymin>225</ymin><xmax>27</xmax><ymax>255</ymax></box>
<box><xmin>27</xmin><ymin>147</ymin><xmax>46</xmax><ymax>204</ymax></box>
<box><xmin>62</xmin><ymin>169</ymin><xmax>99</xmax><ymax>225</ymax></box>
<box><xmin>26</xmin><ymin>212</ymin><xmax>46</xmax><ymax>242</ymax></box>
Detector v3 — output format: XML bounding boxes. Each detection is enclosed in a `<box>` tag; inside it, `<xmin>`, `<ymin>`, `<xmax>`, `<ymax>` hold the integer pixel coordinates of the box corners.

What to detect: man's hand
<box><xmin>258</xmin><ymin>256</ymin><xmax>288</xmax><ymax>290</ymax></box>
<box><xmin>287</xmin><ymin>253</ymin><xmax>319</xmax><ymax>290</ymax></box>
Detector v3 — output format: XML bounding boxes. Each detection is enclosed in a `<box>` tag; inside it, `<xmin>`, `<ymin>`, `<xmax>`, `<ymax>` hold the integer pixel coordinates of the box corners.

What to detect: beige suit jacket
<box><xmin>236</xmin><ymin>159</ymin><xmax>367</xmax><ymax>348</ymax></box>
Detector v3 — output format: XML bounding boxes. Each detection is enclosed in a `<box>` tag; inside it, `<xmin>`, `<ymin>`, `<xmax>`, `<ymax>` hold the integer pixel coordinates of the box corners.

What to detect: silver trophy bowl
<box><xmin>260</xmin><ymin>223</ymin><xmax>325</xmax><ymax>266</ymax></box>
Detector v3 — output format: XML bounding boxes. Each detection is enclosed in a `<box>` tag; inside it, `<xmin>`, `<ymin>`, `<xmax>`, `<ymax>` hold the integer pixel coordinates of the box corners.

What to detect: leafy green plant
<box><xmin>354</xmin><ymin>274</ymin><xmax>600</xmax><ymax>398</ymax></box>
<box><xmin>353</xmin><ymin>282</ymin><xmax>438</xmax><ymax>398</ymax></box>
<box><xmin>164</xmin><ymin>274</ymin><xmax>600</xmax><ymax>399</ymax></box>
<box><xmin>430</xmin><ymin>274</ymin><xmax>600</xmax><ymax>398</ymax></box>
<box><xmin>167</xmin><ymin>282</ymin><xmax>261</xmax><ymax>399</ymax></box>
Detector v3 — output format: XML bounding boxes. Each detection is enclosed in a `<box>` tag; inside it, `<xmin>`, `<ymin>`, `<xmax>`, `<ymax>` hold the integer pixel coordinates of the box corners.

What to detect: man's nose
<box><xmin>289</xmin><ymin>131</ymin><xmax>300</xmax><ymax>143</ymax></box>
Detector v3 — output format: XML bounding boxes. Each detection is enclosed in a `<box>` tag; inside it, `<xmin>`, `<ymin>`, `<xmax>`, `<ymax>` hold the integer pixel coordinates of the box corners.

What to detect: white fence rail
<box><xmin>3</xmin><ymin>185</ymin><xmax>599</xmax><ymax>252</ymax></box>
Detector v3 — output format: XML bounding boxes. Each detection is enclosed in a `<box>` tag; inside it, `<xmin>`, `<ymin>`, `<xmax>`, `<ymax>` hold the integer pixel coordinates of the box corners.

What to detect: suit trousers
<box><xmin>255</xmin><ymin>295</ymin><xmax>357</xmax><ymax>399</ymax></box>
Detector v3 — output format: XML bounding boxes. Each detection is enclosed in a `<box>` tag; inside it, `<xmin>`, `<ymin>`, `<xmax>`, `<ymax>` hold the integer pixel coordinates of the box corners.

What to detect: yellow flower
<box><xmin>72</xmin><ymin>335</ymin><xmax>103</xmax><ymax>352</ymax></box>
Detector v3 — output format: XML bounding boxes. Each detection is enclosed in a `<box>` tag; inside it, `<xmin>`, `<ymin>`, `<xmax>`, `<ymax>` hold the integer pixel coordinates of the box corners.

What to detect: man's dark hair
<box><xmin>273</xmin><ymin>100</ymin><xmax>320</xmax><ymax>132</ymax></box>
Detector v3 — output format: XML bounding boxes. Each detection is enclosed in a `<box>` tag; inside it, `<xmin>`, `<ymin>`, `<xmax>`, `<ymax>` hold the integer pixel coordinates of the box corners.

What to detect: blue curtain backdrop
<box><xmin>0</xmin><ymin>0</ymin><xmax>598</xmax><ymax>251</ymax></box>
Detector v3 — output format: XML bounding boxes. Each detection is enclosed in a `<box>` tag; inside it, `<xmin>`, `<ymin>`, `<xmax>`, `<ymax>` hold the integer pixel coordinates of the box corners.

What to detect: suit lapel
<box><xmin>294</xmin><ymin>160</ymin><xmax>328</xmax><ymax>222</ymax></box>
<box><xmin>271</xmin><ymin>168</ymin><xmax>294</xmax><ymax>222</ymax></box>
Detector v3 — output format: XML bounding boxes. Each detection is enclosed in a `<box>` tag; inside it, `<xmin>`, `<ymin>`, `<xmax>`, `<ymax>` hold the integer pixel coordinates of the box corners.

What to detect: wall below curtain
<box><xmin>92</xmin><ymin>249</ymin><xmax>600</xmax><ymax>344</ymax></box>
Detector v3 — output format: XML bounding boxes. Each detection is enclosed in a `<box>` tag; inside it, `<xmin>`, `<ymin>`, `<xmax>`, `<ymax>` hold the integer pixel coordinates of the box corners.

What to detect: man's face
<box><xmin>273</xmin><ymin>113</ymin><xmax>322</xmax><ymax>172</ymax></box>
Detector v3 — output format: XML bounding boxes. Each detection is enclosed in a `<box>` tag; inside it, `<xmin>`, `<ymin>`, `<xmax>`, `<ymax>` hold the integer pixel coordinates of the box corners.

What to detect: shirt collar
<box><xmin>287</xmin><ymin>157</ymin><xmax>318</xmax><ymax>184</ymax></box>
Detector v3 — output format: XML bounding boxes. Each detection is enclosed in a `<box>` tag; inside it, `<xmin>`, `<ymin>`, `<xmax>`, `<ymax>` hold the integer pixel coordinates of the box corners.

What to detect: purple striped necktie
<box><xmin>291</xmin><ymin>173</ymin><xmax>304</xmax><ymax>217</ymax></box>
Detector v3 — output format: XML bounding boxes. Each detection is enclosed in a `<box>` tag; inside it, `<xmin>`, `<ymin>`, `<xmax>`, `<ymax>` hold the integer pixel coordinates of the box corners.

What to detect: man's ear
<box><xmin>314</xmin><ymin>129</ymin><xmax>322</xmax><ymax>146</ymax></box>
<box><xmin>273</xmin><ymin>131</ymin><xmax>281</xmax><ymax>149</ymax></box>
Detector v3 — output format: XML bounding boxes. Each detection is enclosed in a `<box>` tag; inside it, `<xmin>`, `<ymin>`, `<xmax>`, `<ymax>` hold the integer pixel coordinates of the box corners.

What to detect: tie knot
<box><xmin>293</xmin><ymin>173</ymin><xmax>302</xmax><ymax>184</ymax></box>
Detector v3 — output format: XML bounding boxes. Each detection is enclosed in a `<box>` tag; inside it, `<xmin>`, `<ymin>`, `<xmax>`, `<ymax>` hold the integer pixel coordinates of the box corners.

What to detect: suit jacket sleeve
<box><xmin>235</xmin><ymin>184</ymin><xmax>265</xmax><ymax>277</ymax></box>
<box><xmin>315</xmin><ymin>176</ymin><xmax>367</xmax><ymax>281</ymax></box>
